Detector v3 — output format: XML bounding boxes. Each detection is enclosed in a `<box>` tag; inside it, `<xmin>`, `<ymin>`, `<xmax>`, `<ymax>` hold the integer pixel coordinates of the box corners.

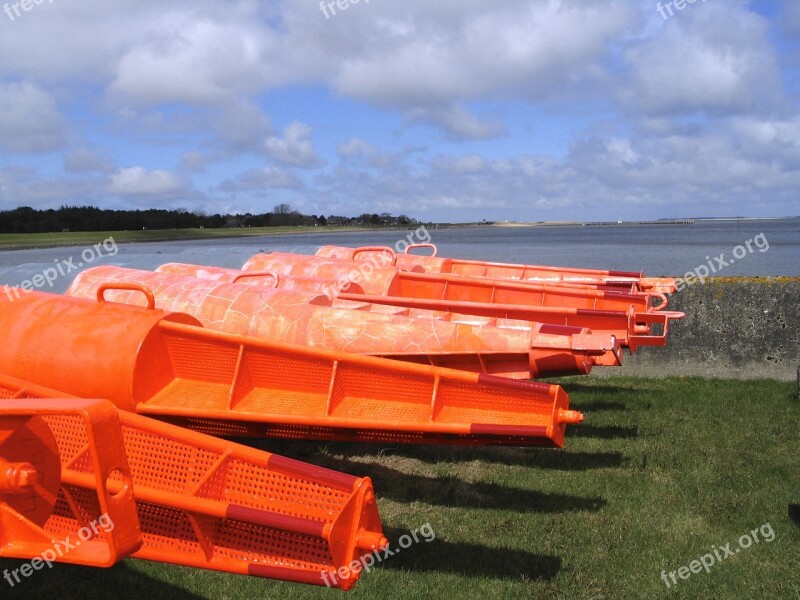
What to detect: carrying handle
<box><xmin>650</xmin><ymin>292</ymin><xmax>669</xmax><ymax>311</ymax></box>
<box><xmin>233</xmin><ymin>271</ymin><xmax>280</xmax><ymax>288</ymax></box>
<box><xmin>352</xmin><ymin>246</ymin><xmax>397</xmax><ymax>267</ymax></box>
<box><xmin>403</xmin><ymin>243</ymin><xmax>438</xmax><ymax>257</ymax></box>
<box><xmin>96</xmin><ymin>283</ymin><xmax>155</xmax><ymax>310</ymax></box>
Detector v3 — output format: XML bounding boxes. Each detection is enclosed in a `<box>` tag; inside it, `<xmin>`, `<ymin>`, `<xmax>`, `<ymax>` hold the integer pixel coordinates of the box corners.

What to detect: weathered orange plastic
<box><xmin>240</xmin><ymin>255</ymin><xmax>680</xmax><ymax>350</ymax></box>
<box><xmin>155</xmin><ymin>262</ymin><xmax>623</xmax><ymax>370</ymax></box>
<box><xmin>241</xmin><ymin>252</ymin><xmax>404</xmax><ymax>295</ymax></box>
<box><xmin>0</xmin><ymin>291</ymin><xmax>582</xmax><ymax>447</ymax></box>
<box><xmin>341</xmin><ymin>295</ymin><xmax>681</xmax><ymax>351</ymax></box>
<box><xmin>315</xmin><ymin>244</ymin><xmax>678</xmax><ymax>294</ymax></box>
<box><xmin>66</xmin><ymin>266</ymin><xmax>620</xmax><ymax>378</ymax></box>
<box><xmin>0</xmin><ymin>374</ymin><xmax>387</xmax><ymax>589</ymax></box>
<box><xmin>179</xmin><ymin>259</ymin><xmax>668</xmax><ymax>313</ymax></box>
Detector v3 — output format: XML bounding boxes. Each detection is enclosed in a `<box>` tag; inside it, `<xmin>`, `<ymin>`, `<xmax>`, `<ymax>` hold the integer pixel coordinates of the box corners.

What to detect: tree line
<box><xmin>0</xmin><ymin>204</ymin><xmax>419</xmax><ymax>234</ymax></box>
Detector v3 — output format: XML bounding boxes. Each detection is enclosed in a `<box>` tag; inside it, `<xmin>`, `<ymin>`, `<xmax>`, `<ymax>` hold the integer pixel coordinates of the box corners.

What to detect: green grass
<box><xmin>0</xmin><ymin>226</ymin><xmax>373</xmax><ymax>249</ymax></box>
<box><xmin>2</xmin><ymin>377</ymin><xmax>798</xmax><ymax>599</ymax></box>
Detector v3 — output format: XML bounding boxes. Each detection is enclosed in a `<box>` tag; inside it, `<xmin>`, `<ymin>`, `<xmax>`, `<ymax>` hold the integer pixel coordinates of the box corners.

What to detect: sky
<box><xmin>0</xmin><ymin>0</ymin><xmax>798</xmax><ymax>223</ymax></box>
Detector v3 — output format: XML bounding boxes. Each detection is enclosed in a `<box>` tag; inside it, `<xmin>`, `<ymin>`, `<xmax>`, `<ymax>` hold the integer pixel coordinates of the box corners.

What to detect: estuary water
<box><xmin>0</xmin><ymin>218</ymin><xmax>797</xmax><ymax>295</ymax></box>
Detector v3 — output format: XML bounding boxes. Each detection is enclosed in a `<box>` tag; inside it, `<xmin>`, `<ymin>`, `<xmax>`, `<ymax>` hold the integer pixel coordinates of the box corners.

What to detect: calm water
<box><xmin>0</xmin><ymin>218</ymin><xmax>797</xmax><ymax>294</ymax></box>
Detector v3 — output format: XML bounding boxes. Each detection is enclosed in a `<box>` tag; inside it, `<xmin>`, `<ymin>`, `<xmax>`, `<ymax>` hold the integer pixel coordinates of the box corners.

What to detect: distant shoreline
<box><xmin>0</xmin><ymin>225</ymin><xmax>397</xmax><ymax>251</ymax></box>
<box><xmin>490</xmin><ymin>216</ymin><xmax>793</xmax><ymax>228</ymax></box>
<box><xmin>0</xmin><ymin>217</ymin><xmax>794</xmax><ymax>250</ymax></box>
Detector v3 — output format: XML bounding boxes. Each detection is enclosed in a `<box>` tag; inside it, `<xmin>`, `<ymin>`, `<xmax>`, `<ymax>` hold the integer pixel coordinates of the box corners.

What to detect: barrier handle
<box><xmin>352</xmin><ymin>246</ymin><xmax>397</xmax><ymax>267</ymax></box>
<box><xmin>96</xmin><ymin>283</ymin><xmax>156</xmax><ymax>310</ymax></box>
<box><xmin>650</xmin><ymin>292</ymin><xmax>669</xmax><ymax>311</ymax></box>
<box><xmin>404</xmin><ymin>243</ymin><xmax>438</xmax><ymax>257</ymax></box>
<box><xmin>233</xmin><ymin>271</ymin><xmax>280</xmax><ymax>288</ymax></box>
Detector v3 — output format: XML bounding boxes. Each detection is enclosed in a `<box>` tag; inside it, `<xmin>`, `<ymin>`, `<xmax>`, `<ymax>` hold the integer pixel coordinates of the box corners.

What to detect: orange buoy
<box><xmin>315</xmin><ymin>244</ymin><xmax>678</xmax><ymax>294</ymax></box>
<box><xmin>66</xmin><ymin>266</ymin><xmax>621</xmax><ymax>378</ymax></box>
<box><xmin>0</xmin><ymin>291</ymin><xmax>582</xmax><ymax>447</ymax></box>
<box><xmin>0</xmin><ymin>375</ymin><xmax>387</xmax><ymax>589</ymax></box>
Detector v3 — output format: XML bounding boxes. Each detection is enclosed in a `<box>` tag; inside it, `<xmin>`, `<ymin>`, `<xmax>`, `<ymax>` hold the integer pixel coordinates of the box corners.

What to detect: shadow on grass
<box><xmin>379</xmin><ymin>529</ymin><xmax>561</xmax><ymax>581</ymax></box>
<box><xmin>556</xmin><ymin>384</ymin><xmax>635</xmax><ymax>398</ymax></box>
<box><xmin>790</xmin><ymin>504</ymin><xmax>800</xmax><ymax>528</ymax></box>
<box><xmin>255</xmin><ymin>440</ymin><xmax>624</xmax><ymax>471</ymax></box>
<box><xmin>569</xmin><ymin>424</ymin><xmax>638</xmax><ymax>439</ymax></box>
<box><xmin>0</xmin><ymin>559</ymin><xmax>204</xmax><ymax>600</ymax></box>
<box><xmin>317</xmin><ymin>458</ymin><xmax>606</xmax><ymax>513</ymax></box>
<box><xmin>381</xmin><ymin>447</ymin><xmax>625</xmax><ymax>471</ymax></box>
<box><xmin>570</xmin><ymin>400</ymin><xmax>629</xmax><ymax>411</ymax></box>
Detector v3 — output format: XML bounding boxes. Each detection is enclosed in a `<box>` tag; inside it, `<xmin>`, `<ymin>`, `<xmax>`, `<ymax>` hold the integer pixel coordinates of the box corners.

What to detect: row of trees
<box><xmin>0</xmin><ymin>205</ymin><xmax>418</xmax><ymax>234</ymax></box>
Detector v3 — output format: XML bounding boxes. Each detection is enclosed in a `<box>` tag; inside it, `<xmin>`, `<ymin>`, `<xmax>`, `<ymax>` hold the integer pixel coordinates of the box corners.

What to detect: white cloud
<box><xmin>332</xmin><ymin>0</ymin><xmax>637</xmax><ymax>106</ymax></box>
<box><xmin>218</xmin><ymin>167</ymin><xmax>302</xmax><ymax>193</ymax></box>
<box><xmin>264</xmin><ymin>121</ymin><xmax>322</xmax><ymax>168</ymax></box>
<box><xmin>111</xmin><ymin>15</ymin><xmax>271</xmax><ymax>106</ymax></box>
<box><xmin>336</xmin><ymin>138</ymin><xmax>396</xmax><ymax>167</ymax></box>
<box><xmin>64</xmin><ymin>148</ymin><xmax>113</xmax><ymax>173</ymax></box>
<box><xmin>0</xmin><ymin>82</ymin><xmax>66</xmax><ymax>153</ymax></box>
<box><xmin>108</xmin><ymin>166</ymin><xmax>186</xmax><ymax>197</ymax></box>
<box><xmin>211</xmin><ymin>99</ymin><xmax>273</xmax><ymax>152</ymax></box>
<box><xmin>408</xmin><ymin>106</ymin><xmax>506</xmax><ymax>140</ymax></box>
<box><xmin>0</xmin><ymin>166</ymin><xmax>101</xmax><ymax>209</ymax></box>
<box><xmin>622</xmin><ymin>3</ymin><xmax>783</xmax><ymax>115</ymax></box>
<box><xmin>433</xmin><ymin>154</ymin><xmax>488</xmax><ymax>174</ymax></box>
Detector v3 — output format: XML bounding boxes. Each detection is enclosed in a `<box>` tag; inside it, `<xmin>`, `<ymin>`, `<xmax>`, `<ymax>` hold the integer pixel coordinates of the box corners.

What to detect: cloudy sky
<box><xmin>0</xmin><ymin>0</ymin><xmax>798</xmax><ymax>222</ymax></box>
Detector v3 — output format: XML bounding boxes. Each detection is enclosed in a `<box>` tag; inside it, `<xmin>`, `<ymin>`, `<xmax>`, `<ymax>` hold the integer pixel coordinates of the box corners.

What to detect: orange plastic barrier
<box><xmin>241</xmin><ymin>252</ymin><xmax>401</xmax><ymax>296</ymax></box>
<box><xmin>156</xmin><ymin>262</ymin><xmax>624</xmax><ymax>366</ymax></box>
<box><xmin>239</xmin><ymin>255</ymin><xmax>680</xmax><ymax>350</ymax></box>
<box><xmin>66</xmin><ymin>266</ymin><xmax>620</xmax><ymax>378</ymax></box>
<box><xmin>340</xmin><ymin>296</ymin><xmax>681</xmax><ymax>351</ymax></box>
<box><xmin>0</xmin><ymin>374</ymin><xmax>387</xmax><ymax>589</ymax></box>
<box><xmin>0</xmin><ymin>291</ymin><xmax>582</xmax><ymax>447</ymax></box>
<box><xmin>0</xmin><ymin>393</ymin><xmax>141</xmax><ymax>570</ymax></box>
<box><xmin>209</xmin><ymin>257</ymin><xmax>668</xmax><ymax>312</ymax></box>
<box><xmin>157</xmin><ymin>262</ymin><xmax>368</xmax><ymax>295</ymax></box>
<box><xmin>315</xmin><ymin>244</ymin><xmax>678</xmax><ymax>294</ymax></box>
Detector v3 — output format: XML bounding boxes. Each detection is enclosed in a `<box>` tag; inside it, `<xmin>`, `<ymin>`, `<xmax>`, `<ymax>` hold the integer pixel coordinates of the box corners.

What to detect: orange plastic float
<box><xmin>0</xmin><ymin>373</ymin><xmax>387</xmax><ymax>589</ymax></box>
<box><xmin>0</xmin><ymin>291</ymin><xmax>583</xmax><ymax>447</ymax></box>
<box><xmin>237</xmin><ymin>255</ymin><xmax>682</xmax><ymax>351</ymax></box>
<box><xmin>65</xmin><ymin>266</ymin><xmax>621</xmax><ymax>378</ymax></box>
<box><xmin>0</xmin><ymin>392</ymin><xmax>140</xmax><ymax>570</ymax></box>
<box><xmin>173</xmin><ymin>259</ymin><xmax>669</xmax><ymax>312</ymax></box>
<box><xmin>316</xmin><ymin>244</ymin><xmax>678</xmax><ymax>293</ymax></box>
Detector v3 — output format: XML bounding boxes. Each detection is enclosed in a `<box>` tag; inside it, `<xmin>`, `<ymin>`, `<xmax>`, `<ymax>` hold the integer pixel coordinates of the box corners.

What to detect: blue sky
<box><xmin>0</xmin><ymin>0</ymin><xmax>798</xmax><ymax>222</ymax></box>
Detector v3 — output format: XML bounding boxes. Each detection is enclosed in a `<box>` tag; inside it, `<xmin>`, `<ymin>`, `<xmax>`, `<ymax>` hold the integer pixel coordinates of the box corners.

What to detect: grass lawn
<box><xmin>2</xmin><ymin>377</ymin><xmax>798</xmax><ymax>599</ymax></box>
<box><xmin>0</xmin><ymin>226</ymin><xmax>373</xmax><ymax>249</ymax></box>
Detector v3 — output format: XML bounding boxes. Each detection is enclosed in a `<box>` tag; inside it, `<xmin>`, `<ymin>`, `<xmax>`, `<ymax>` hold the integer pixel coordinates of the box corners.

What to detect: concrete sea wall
<box><xmin>600</xmin><ymin>277</ymin><xmax>800</xmax><ymax>381</ymax></box>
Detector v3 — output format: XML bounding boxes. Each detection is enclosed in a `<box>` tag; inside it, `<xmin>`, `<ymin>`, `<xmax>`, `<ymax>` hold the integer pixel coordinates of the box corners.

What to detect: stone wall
<box><xmin>598</xmin><ymin>277</ymin><xmax>800</xmax><ymax>381</ymax></box>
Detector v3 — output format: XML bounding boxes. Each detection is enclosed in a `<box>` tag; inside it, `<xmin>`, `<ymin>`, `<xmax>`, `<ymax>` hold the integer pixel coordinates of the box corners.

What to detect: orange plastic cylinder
<box><xmin>315</xmin><ymin>244</ymin><xmax>677</xmax><ymax>293</ymax></box>
<box><xmin>0</xmin><ymin>291</ymin><xmax>200</xmax><ymax>412</ymax></box>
